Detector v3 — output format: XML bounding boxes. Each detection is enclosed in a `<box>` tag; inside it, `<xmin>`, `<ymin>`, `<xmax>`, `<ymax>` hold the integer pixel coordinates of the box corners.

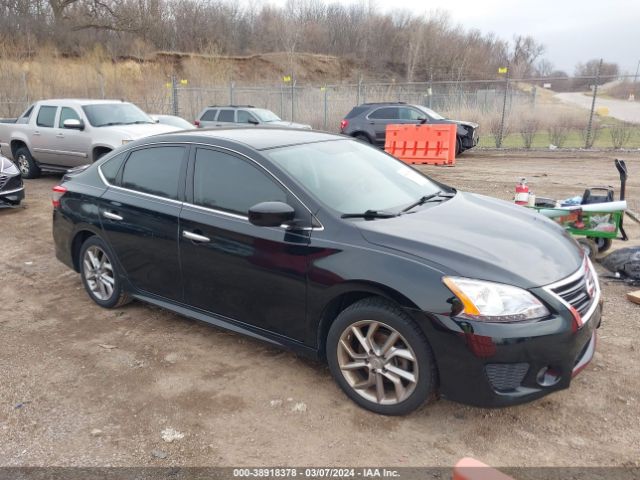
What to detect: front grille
<box><xmin>3</xmin><ymin>174</ymin><xmax>22</xmax><ymax>191</ymax></box>
<box><xmin>0</xmin><ymin>174</ymin><xmax>8</xmax><ymax>190</ymax></box>
<box><xmin>550</xmin><ymin>261</ymin><xmax>597</xmax><ymax>318</ymax></box>
<box><xmin>485</xmin><ymin>363</ymin><xmax>529</xmax><ymax>392</ymax></box>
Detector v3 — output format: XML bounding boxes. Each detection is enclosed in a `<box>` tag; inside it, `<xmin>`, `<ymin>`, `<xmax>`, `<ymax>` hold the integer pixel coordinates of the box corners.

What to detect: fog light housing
<box><xmin>536</xmin><ymin>366</ymin><xmax>561</xmax><ymax>387</ymax></box>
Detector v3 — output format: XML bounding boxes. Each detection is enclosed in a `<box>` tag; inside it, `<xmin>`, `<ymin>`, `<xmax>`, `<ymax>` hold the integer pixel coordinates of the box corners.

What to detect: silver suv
<box><xmin>194</xmin><ymin>105</ymin><xmax>311</xmax><ymax>130</ymax></box>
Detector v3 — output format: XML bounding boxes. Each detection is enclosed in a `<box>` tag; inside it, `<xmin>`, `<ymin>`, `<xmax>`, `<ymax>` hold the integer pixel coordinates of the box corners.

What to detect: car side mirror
<box><xmin>418</xmin><ymin>117</ymin><xmax>427</xmax><ymax>124</ymax></box>
<box><xmin>249</xmin><ymin>201</ymin><xmax>295</xmax><ymax>227</ymax></box>
<box><xmin>63</xmin><ymin>119</ymin><xmax>84</xmax><ymax>130</ymax></box>
<box><xmin>247</xmin><ymin>119</ymin><xmax>259</xmax><ymax>125</ymax></box>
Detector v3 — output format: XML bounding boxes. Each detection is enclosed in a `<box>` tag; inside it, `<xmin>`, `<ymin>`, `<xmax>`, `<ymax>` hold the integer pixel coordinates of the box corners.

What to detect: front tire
<box><xmin>15</xmin><ymin>147</ymin><xmax>41</xmax><ymax>179</ymax></box>
<box><xmin>79</xmin><ymin>236</ymin><xmax>130</xmax><ymax>308</ymax></box>
<box><xmin>326</xmin><ymin>297</ymin><xmax>436</xmax><ymax>415</ymax></box>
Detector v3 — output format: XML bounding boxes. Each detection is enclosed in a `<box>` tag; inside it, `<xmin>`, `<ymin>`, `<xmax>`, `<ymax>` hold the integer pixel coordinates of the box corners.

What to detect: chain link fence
<box><xmin>1</xmin><ymin>70</ymin><xmax>639</xmax><ymax>150</ymax></box>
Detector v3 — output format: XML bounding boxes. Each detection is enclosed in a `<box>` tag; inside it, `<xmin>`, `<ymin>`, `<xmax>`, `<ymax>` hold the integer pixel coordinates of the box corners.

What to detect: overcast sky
<box><xmin>265</xmin><ymin>0</ymin><xmax>640</xmax><ymax>75</ymax></box>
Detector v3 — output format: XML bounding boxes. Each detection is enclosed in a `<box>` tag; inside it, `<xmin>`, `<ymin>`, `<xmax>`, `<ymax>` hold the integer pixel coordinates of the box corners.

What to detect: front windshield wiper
<box><xmin>400</xmin><ymin>191</ymin><xmax>455</xmax><ymax>214</ymax></box>
<box><xmin>124</xmin><ymin>120</ymin><xmax>154</xmax><ymax>125</ymax></box>
<box><xmin>96</xmin><ymin>122</ymin><xmax>126</xmax><ymax>127</ymax></box>
<box><xmin>341</xmin><ymin>209</ymin><xmax>398</xmax><ymax>220</ymax></box>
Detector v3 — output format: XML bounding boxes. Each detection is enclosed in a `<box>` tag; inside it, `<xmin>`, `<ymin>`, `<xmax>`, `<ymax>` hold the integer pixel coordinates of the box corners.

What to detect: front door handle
<box><xmin>33</xmin><ymin>131</ymin><xmax>41</xmax><ymax>136</ymax></box>
<box><xmin>183</xmin><ymin>230</ymin><xmax>210</xmax><ymax>243</ymax></box>
<box><xmin>56</xmin><ymin>134</ymin><xmax>64</xmax><ymax>138</ymax></box>
<box><xmin>103</xmin><ymin>211</ymin><xmax>123</xmax><ymax>221</ymax></box>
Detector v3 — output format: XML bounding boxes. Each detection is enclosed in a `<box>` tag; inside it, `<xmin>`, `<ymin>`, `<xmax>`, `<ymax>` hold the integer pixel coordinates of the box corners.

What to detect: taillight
<box><xmin>340</xmin><ymin>119</ymin><xmax>348</xmax><ymax>131</ymax></box>
<box><xmin>194</xmin><ymin>120</ymin><xmax>200</xmax><ymax>127</ymax></box>
<box><xmin>52</xmin><ymin>185</ymin><xmax>67</xmax><ymax>208</ymax></box>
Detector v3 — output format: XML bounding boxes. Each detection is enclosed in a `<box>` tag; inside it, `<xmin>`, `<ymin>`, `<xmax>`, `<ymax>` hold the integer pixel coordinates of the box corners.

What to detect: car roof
<box><xmin>161</xmin><ymin>127</ymin><xmax>345</xmax><ymax>151</ymax></box>
<box><xmin>36</xmin><ymin>99</ymin><xmax>133</xmax><ymax>107</ymax></box>
<box><xmin>205</xmin><ymin>105</ymin><xmax>256</xmax><ymax>109</ymax></box>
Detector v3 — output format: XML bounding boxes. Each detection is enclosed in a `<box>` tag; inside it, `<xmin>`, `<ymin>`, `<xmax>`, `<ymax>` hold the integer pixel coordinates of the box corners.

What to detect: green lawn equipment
<box><xmin>529</xmin><ymin>159</ymin><xmax>629</xmax><ymax>259</ymax></box>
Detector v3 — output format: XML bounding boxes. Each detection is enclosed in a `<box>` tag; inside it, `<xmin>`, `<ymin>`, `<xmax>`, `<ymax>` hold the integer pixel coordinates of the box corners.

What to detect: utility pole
<box><xmin>497</xmin><ymin>65</ymin><xmax>510</xmax><ymax>148</ymax></box>
<box><xmin>585</xmin><ymin>58</ymin><xmax>603</xmax><ymax>149</ymax></box>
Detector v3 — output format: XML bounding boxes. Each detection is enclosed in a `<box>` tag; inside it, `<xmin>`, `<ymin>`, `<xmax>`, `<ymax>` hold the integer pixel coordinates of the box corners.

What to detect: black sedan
<box><xmin>52</xmin><ymin>128</ymin><xmax>601</xmax><ymax>415</ymax></box>
<box><xmin>0</xmin><ymin>154</ymin><xmax>24</xmax><ymax>206</ymax></box>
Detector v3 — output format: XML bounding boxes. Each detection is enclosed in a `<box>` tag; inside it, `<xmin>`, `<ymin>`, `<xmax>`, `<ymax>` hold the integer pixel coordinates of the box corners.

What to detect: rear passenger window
<box><xmin>218</xmin><ymin>110</ymin><xmax>235</xmax><ymax>122</ymax></box>
<box><xmin>200</xmin><ymin>109</ymin><xmax>218</xmax><ymax>121</ymax></box>
<box><xmin>194</xmin><ymin>148</ymin><xmax>286</xmax><ymax>215</ymax></box>
<box><xmin>369</xmin><ymin>107</ymin><xmax>398</xmax><ymax>120</ymax></box>
<box><xmin>121</xmin><ymin>146</ymin><xmax>185</xmax><ymax>200</ymax></box>
<box><xmin>100</xmin><ymin>152</ymin><xmax>127</xmax><ymax>184</ymax></box>
<box><xmin>36</xmin><ymin>106</ymin><xmax>57</xmax><ymax>127</ymax></box>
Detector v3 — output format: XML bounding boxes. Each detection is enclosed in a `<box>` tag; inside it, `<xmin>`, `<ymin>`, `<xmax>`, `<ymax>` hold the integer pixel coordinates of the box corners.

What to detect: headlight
<box><xmin>122</xmin><ymin>139</ymin><xmax>133</xmax><ymax>145</ymax></box>
<box><xmin>443</xmin><ymin>276</ymin><xmax>550</xmax><ymax>322</ymax></box>
<box><xmin>0</xmin><ymin>157</ymin><xmax>19</xmax><ymax>175</ymax></box>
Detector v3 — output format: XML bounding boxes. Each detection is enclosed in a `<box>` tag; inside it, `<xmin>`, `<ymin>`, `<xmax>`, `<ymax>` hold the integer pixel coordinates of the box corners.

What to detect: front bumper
<box><xmin>407</xmin><ymin>281</ymin><xmax>602</xmax><ymax>408</ymax></box>
<box><xmin>0</xmin><ymin>186</ymin><xmax>25</xmax><ymax>205</ymax></box>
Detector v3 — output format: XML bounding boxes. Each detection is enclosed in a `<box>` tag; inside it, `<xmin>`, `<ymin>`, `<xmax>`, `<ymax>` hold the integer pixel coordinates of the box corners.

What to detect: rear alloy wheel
<box><xmin>79</xmin><ymin>237</ymin><xmax>130</xmax><ymax>308</ymax></box>
<box><xmin>15</xmin><ymin>147</ymin><xmax>41</xmax><ymax>179</ymax></box>
<box><xmin>327</xmin><ymin>298</ymin><xmax>436</xmax><ymax>415</ymax></box>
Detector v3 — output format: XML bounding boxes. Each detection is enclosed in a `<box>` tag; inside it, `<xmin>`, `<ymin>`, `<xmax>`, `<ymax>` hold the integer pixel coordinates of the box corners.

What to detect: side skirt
<box><xmin>131</xmin><ymin>292</ymin><xmax>320</xmax><ymax>360</ymax></box>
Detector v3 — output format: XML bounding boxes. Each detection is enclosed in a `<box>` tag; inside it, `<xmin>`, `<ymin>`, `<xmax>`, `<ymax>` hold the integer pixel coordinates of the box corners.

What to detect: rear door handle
<box><xmin>103</xmin><ymin>211</ymin><xmax>123</xmax><ymax>221</ymax></box>
<box><xmin>56</xmin><ymin>134</ymin><xmax>64</xmax><ymax>138</ymax></box>
<box><xmin>33</xmin><ymin>131</ymin><xmax>41</xmax><ymax>136</ymax></box>
<box><xmin>183</xmin><ymin>230</ymin><xmax>210</xmax><ymax>243</ymax></box>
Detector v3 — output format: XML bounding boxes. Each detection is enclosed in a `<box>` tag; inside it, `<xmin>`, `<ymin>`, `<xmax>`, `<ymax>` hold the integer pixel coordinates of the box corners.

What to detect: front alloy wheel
<box><xmin>327</xmin><ymin>298</ymin><xmax>436</xmax><ymax>415</ymax></box>
<box><xmin>337</xmin><ymin>320</ymin><xmax>419</xmax><ymax>405</ymax></box>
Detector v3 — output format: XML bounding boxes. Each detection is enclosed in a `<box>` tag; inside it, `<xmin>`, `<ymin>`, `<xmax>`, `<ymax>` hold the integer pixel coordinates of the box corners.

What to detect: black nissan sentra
<box><xmin>52</xmin><ymin>128</ymin><xmax>601</xmax><ymax>415</ymax></box>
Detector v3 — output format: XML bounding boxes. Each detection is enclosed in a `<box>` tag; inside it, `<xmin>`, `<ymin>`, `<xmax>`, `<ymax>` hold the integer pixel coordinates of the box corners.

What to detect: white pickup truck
<box><xmin>0</xmin><ymin>99</ymin><xmax>178</xmax><ymax>178</ymax></box>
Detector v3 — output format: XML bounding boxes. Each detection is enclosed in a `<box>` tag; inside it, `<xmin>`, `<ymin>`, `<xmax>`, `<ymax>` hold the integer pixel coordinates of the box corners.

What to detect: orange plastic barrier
<box><xmin>384</xmin><ymin>123</ymin><xmax>457</xmax><ymax>166</ymax></box>
<box><xmin>453</xmin><ymin>458</ymin><xmax>515</xmax><ymax>480</ymax></box>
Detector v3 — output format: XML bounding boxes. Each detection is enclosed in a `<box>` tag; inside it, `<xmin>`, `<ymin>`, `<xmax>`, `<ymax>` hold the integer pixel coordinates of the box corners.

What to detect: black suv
<box><xmin>340</xmin><ymin>102</ymin><xmax>478</xmax><ymax>155</ymax></box>
<box><xmin>52</xmin><ymin>128</ymin><xmax>600</xmax><ymax>415</ymax></box>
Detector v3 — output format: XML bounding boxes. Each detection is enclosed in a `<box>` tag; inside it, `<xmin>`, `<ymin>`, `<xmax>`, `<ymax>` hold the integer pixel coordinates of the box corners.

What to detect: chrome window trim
<box><xmin>97</xmin><ymin>165</ymin><xmax>184</xmax><ymax>206</ymax></box>
<box><xmin>365</xmin><ymin>106</ymin><xmax>400</xmax><ymax>121</ymax></box>
<box><xmin>97</xmin><ymin>141</ymin><xmax>324</xmax><ymax>231</ymax></box>
<box><xmin>543</xmin><ymin>256</ymin><xmax>601</xmax><ymax>325</ymax></box>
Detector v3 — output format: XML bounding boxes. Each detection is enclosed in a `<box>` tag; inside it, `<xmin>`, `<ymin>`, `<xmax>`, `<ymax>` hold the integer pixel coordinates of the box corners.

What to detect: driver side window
<box><xmin>237</xmin><ymin>110</ymin><xmax>258</xmax><ymax>124</ymax></box>
<box><xmin>399</xmin><ymin>108</ymin><xmax>424</xmax><ymax>121</ymax></box>
<box><xmin>193</xmin><ymin>148</ymin><xmax>287</xmax><ymax>216</ymax></box>
<box><xmin>59</xmin><ymin>107</ymin><xmax>81</xmax><ymax>128</ymax></box>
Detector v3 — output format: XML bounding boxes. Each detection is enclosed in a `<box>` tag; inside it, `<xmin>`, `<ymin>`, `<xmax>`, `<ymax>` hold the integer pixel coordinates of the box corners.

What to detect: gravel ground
<box><xmin>0</xmin><ymin>150</ymin><xmax>639</xmax><ymax>468</ymax></box>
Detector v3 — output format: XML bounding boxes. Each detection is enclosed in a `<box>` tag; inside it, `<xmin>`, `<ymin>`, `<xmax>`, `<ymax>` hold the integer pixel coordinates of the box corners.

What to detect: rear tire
<box><xmin>594</xmin><ymin>237</ymin><xmax>612</xmax><ymax>255</ymax></box>
<box><xmin>326</xmin><ymin>297</ymin><xmax>436</xmax><ymax>415</ymax></box>
<box><xmin>15</xmin><ymin>147</ymin><xmax>41</xmax><ymax>179</ymax></box>
<box><xmin>456</xmin><ymin>137</ymin><xmax>463</xmax><ymax>156</ymax></box>
<box><xmin>79</xmin><ymin>236</ymin><xmax>131</xmax><ymax>308</ymax></box>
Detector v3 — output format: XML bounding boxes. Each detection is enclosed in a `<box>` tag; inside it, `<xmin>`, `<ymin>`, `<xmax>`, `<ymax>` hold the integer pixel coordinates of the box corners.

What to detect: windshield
<box><xmin>82</xmin><ymin>103</ymin><xmax>154</xmax><ymax>127</ymax></box>
<box><xmin>418</xmin><ymin>106</ymin><xmax>446</xmax><ymax>120</ymax></box>
<box><xmin>266</xmin><ymin>140</ymin><xmax>443</xmax><ymax>215</ymax></box>
<box><xmin>252</xmin><ymin>109</ymin><xmax>281</xmax><ymax>122</ymax></box>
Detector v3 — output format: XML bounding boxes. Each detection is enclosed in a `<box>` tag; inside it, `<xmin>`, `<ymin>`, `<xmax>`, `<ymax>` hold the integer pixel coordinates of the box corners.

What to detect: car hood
<box><xmin>356</xmin><ymin>192</ymin><xmax>583</xmax><ymax>288</ymax></box>
<box><xmin>451</xmin><ymin>119</ymin><xmax>479</xmax><ymax>129</ymax></box>
<box><xmin>100</xmin><ymin>123</ymin><xmax>178</xmax><ymax>139</ymax></box>
<box><xmin>265</xmin><ymin>120</ymin><xmax>312</xmax><ymax>130</ymax></box>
